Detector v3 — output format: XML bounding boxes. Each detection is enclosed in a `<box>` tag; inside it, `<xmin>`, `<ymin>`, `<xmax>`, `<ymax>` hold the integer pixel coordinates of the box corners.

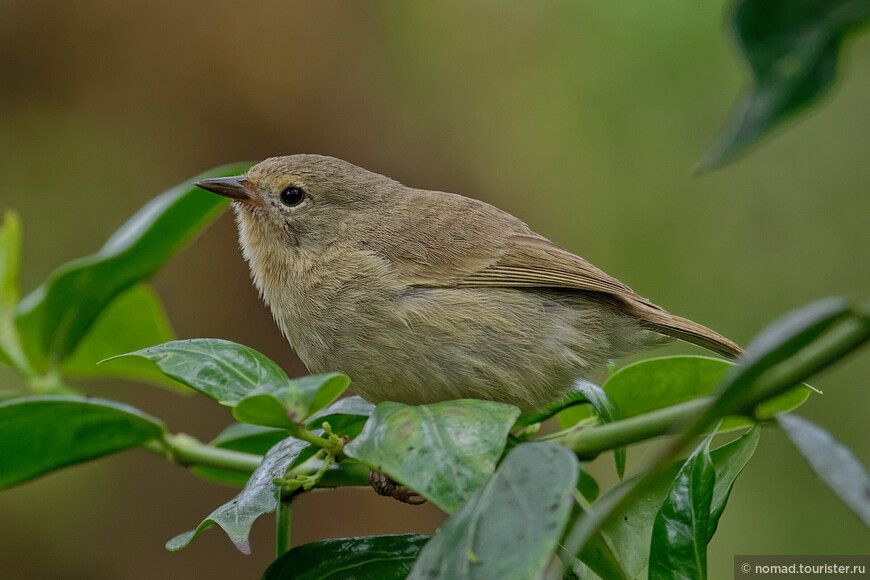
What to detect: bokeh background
<box><xmin>1</xmin><ymin>1</ymin><xmax>868</xmax><ymax>578</ymax></box>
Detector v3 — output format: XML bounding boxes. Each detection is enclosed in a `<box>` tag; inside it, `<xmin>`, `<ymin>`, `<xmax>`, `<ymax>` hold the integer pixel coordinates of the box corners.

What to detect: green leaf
<box><xmin>605</xmin><ymin>357</ymin><xmax>730</xmax><ymax>419</ymax></box>
<box><xmin>305</xmin><ymin>396</ymin><xmax>375</xmax><ymax>439</ymax></box>
<box><xmin>514</xmin><ymin>386</ymin><xmax>590</xmax><ymax>427</ymax></box>
<box><xmin>409</xmin><ymin>442</ymin><xmax>578</xmax><ymax>580</ymax></box>
<box><xmin>0</xmin><ymin>395</ymin><xmax>165</xmax><ymax>489</ymax></box>
<box><xmin>743</xmin><ymin>297</ymin><xmax>851</xmax><ymax>367</ymax></box>
<box><xmin>58</xmin><ymin>284</ymin><xmax>181</xmax><ymax>389</ymax></box>
<box><xmin>233</xmin><ymin>393</ymin><xmax>296</xmax><ymax>430</ymax></box>
<box><xmin>0</xmin><ymin>210</ymin><xmax>21</xmax><ymax>315</ymax></box>
<box><xmin>648</xmin><ymin>431</ymin><xmax>716</xmax><ymax>579</ymax></box>
<box><xmin>212</xmin><ymin>423</ymin><xmax>290</xmax><ymax>451</ymax></box>
<box><xmin>568</xmin><ymin>497</ymin><xmax>630</xmax><ymax>580</ymax></box>
<box><xmin>778</xmin><ymin>414</ymin><xmax>870</xmax><ymax>528</ymax></box>
<box><xmin>232</xmin><ymin>373</ymin><xmax>352</xmax><ymax>429</ymax></box>
<box><xmin>562</xmin><ymin>298</ymin><xmax>862</xmax><ymax>569</ymax></box>
<box><xmin>578</xmin><ymin>428</ymin><xmax>760</xmax><ymax>579</ymax></box>
<box><xmin>698</xmin><ymin>0</ymin><xmax>870</xmax><ymax>171</ymax></box>
<box><xmin>344</xmin><ymin>400</ymin><xmax>520</xmax><ymax>512</ymax></box>
<box><xmin>603</xmin><ymin>356</ymin><xmax>810</xmax><ymax>432</ymax></box>
<box><xmin>113</xmin><ymin>339</ymin><xmax>291</xmax><ymax>406</ymax></box>
<box><xmin>167</xmin><ymin>435</ymin><xmax>309</xmax><ymax>554</ymax></box>
<box><xmin>294</xmin><ymin>373</ymin><xmax>352</xmax><ymax>419</ymax></box>
<box><xmin>191</xmin><ymin>424</ymin><xmax>289</xmax><ymax>487</ymax></box>
<box><xmin>262</xmin><ymin>534</ymin><xmax>431</xmax><ymax>580</ymax></box>
<box><xmin>691</xmin><ymin>297</ymin><xmax>855</xmax><ymax>436</ymax></box>
<box><xmin>707</xmin><ymin>427</ymin><xmax>760</xmax><ymax>538</ymax></box>
<box><xmin>0</xmin><ymin>211</ymin><xmax>23</xmax><ymax>367</ymax></box>
<box><xmin>306</xmin><ymin>396</ymin><xmax>374</xmax><ymax>426</ymax></box>
<box><xmin>577</xmin><ymin>468</ymin><xmax>600</xmax><ymax>503</ymax></box>
<box><xmin>575</xmin><ymin>380</ymin><xmax>626</xmax><ymax>479</ymax></box>
<box><xmin>14</xmin><ymin>162</ymin><xmax>252</xmax><ymax>370</ymax></box>
<box><xmin>557</xmin><ymin>402</ymin><xmax>595</xmax><ymax>430</ymax></box>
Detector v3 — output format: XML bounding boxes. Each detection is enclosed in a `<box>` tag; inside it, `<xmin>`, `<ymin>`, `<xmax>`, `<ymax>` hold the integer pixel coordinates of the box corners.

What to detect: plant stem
<box><xmin>291</xmin><ymin>426</ymin><xmax>338</xmax><ymax>451</ymax></box>
<box><xmin>560</xmin><ymin>310</ymin><xmax>870</xmax><ymax>560</ymax></box>
<box><xmin>276</xmin><ymin>496</ymin><xmax>293</xmax><ymax>557</ymax></box>
<box><xmin>143</xmin><ymin>434</ymin><xmax>263</xmax><ymax>473</ymax></box>
<box><xmin>743</xmin><ymin>316</ymin><xmax>870</xmax><ymax>408</ymax></box>
<box><xmin>27</xmin><ymin>371</ymin><xmax>78</xmax><ymax>396</ymax></box>
<box><xmin>557</xmin><ymin>316</ymin><xmax>870</xmax><ymax>459</ymax></box>
<box><xmin>558</xmin><ymin>398</ymin><xmax>710</xmax><ymax>459</ymax></box>
<box><xmin>289</xmin><ymin>422</ymin><xmax>346</xmax><ymax>456</ymax></box>
<box><xmin>139</xmin><ymin>317</ymin><xmax>866</xmax><ymax>496</ymax></box>
<box><xmin>142</xmin><ymin>433</ymin><xmax>371</xmax><ymax>489</ymax></box>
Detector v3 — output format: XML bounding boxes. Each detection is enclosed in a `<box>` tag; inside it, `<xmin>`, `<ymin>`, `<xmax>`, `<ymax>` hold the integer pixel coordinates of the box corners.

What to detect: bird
<box><xmin>196</xmin><ymin>155</ymin><xmax>742</xmax><ymax>412</ymax></box>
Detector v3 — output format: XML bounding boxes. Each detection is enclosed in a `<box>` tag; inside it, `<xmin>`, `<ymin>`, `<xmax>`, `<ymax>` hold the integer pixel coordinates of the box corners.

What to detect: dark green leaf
<box><xmin>232</xmin><ymin>374</ymin><xmax>351</xmax><ymax>429</ymax></box>
<box><xmin>167</xmin><ymin>435</ymin><xmax>309</xmax><ymax>554</ymax></box>
<box><xmin>743</xmin><ymin>297</ymin><xmax>851</xmax><ymax>367</ymax></box>
<box><xmin>409</xmin><ymin>442</ymin><xmax>577</xmax><ymax>580</ymax></box>
<box><xmin>707</xmin><ymin>427</ymin><xmax>760</xmax><ymax>539</ymax></box>
<box><xmin>564</xmin><ymin>299</ymin><xmax>860</xmax><ymax>570</ymax></box>
<box><xmin>577</xmin><ymin>468</ymin><xmax>600</xmax><ymax>503</ymax></box>
<box><xmin>59</xmin><ymin>284</ymin><xmax>181</xmax><ymax>389</ymax></box>
<box><xmin>191</xmin><ymin>424</ymin><xmax>288</xmax><ymax>487</ymax></box>
<box><xmin>568</xmin><ymin>493</ymin><xmax>630</xmax><ymax>580</ymax></box>
<box><xmin>603</xmin><ymin>356</ymin><xmax>809</xmax><ymax>432</ymax></box>
<box><xmin>211</xmin><ymin>423</ymin><xmax>290</xmax><ymax>451</ymax></box>
<box><xmin>344</xmin><ymin>400</ymin><xmax>519</xmax><ymax>512</ymax></box>
<box><xmin>556</xmin><ymin>402</ymin><xmax>595</xmax><ymax>430</ymax></box>
<box><xmin>648</xmin><ymin>431</ymin><xmax>716</xmax><ymax>579</ymax></box>
<box><xmin>693</xmin><ymin>297</ymin><xmax>855</xmax><ymax>435</ymax></box>
<box><xmin>113</xmin><ymin>339</ymin><xmax>290</xmax><ymax>406</ymax></box>
<box><xmin>0</xmin><ymin>395</ymin><xmax>165</xmax><ymax>489</ymax></box>
<box><xmin>578</xmin><ymin>428</ymin><xmax>759</xmax><ymax>579</ymax></box>
<box><xmin>575</xmin><ymin>380</ymin><xmax>626</xmax><ymax>479</ymax></box>
<box><xmin>605</xmin><ymin>357</ymin><xmax>730</xmax><ymax>419</ymax></box>
<box><xmin>233</xmin><ymin>392</ymin><xmax>298</xmax><ymax>430</ymax></box>
<box><xmin>778</xmin><ymin>414</ymin><xmax>870</xmax><ymax>528</ymax></box>
<box><xmin>14</xmin><ymin>162</ymin><xmax>252</xmax><ymax>369</ymax></box>
<box><xmin>293</xmin><ymin>373</ymin><xmax>352</xmax><ymax>419</ymax></box>
<box><xmin>306</xmin><ymin>396</ymin><xmax>374</xmax><ymax>424</ymax></box>
<box><xmin>262</xmin><ymin>534</ymin><xmax>431</xmax><ymax>580</ymax></box>
<box><xmin>306</xmin><ymin>396</ymin><xmax>375</xmax><ymax>439</ymax></box>
<box><xmin>0</xmin><ymin>210</ymin><xmax>21</xmax><ymax>316</ymax></box>
<box><xmin>514</xmin><ymin>386</ymin><xmax>590</xmax><ymax>427</ymax></box>
<box><xmin>699</xmin><ymin>0</ymin><xmax>870</xmax><ymax>171</ymax></box>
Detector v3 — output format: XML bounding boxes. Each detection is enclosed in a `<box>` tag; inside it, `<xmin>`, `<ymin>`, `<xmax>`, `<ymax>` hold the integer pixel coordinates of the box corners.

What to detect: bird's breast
<box><xmin>256</xmin><ymin>246</ymin><xmax>405</xmax><ymax>371</ymax></box>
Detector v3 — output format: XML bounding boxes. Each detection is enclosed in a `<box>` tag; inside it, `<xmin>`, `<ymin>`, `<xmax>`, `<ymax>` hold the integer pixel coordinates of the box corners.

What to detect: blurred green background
<box><xmin>1</xmin><ymin>1</ymin><xmax>868</xmax><ymax>578</ymax></box>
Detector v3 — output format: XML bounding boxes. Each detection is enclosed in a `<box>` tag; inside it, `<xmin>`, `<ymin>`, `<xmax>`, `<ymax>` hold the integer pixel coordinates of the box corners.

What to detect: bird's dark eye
<box><xmin>280</xmin><ymin>186</ymin><xmax>306</xmax><ymax>207</ymax></box>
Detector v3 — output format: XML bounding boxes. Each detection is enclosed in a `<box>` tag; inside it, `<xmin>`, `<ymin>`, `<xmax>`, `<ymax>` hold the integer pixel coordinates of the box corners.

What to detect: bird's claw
<box><xmin>368</xmin><ymin>469</ymin><xmax>427</xmax><ymax>505</ymax></box>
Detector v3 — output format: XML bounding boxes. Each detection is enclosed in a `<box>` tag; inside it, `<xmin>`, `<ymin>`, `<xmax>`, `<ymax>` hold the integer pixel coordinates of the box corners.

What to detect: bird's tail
<box><xmin>628</xmin><ymin>303</ymin><xmax>744</xmax><ymax>359</ymax></box>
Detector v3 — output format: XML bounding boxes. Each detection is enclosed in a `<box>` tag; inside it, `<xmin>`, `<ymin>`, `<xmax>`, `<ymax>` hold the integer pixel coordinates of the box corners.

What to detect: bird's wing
<box><xmin>454</xmin><ymin>234</ymin><xmax>652</xmax><ymax>303</ymax></box>
<box><xmin>382</xmin><ymin>197</ymin><xmax>742</xmax><ymax>358</ymax></box>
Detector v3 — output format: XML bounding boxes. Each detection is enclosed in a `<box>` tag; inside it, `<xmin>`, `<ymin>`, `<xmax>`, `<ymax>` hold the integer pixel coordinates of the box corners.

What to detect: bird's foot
<box><xmin>368</xmin><ymin>469</ymin><xmax>427</xmax><ymax>505</ymax></box>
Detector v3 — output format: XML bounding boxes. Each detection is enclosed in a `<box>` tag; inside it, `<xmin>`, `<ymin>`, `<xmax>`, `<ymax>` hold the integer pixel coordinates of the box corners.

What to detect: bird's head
<box><xmin>195</xmin><ymin>154</ymin><xmax>399</xmax><ymax>253</ymax></box>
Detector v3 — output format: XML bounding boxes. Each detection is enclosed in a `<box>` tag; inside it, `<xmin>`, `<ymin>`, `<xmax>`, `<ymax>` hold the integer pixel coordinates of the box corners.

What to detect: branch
<box><xmin>143</xmin><ymin>434</ymin><xmax>263</xmax><ymax>473</ymax></box>
<box><xmin>142</xmin><ymin>432</ymin><xmax>371</xmax><ymax>488</ymax></box>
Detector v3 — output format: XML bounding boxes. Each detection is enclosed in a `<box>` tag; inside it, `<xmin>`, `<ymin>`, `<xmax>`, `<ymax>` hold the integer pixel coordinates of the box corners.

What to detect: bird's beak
<box><xmin>195</xmin><ymin>175</ymin><xmax>263</xmax><ymax>206</ymax></box>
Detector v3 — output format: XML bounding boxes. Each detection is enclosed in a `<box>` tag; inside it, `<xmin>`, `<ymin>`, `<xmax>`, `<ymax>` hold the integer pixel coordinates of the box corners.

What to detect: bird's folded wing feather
<box><xmin>453</xmin><ymin>234</ymin><xmax>664</xmax><ymax>310</ymax></box>
<box><xmin>383</xmin><ymin>195</ymin><xmax>741</xmax><ymax>357</ymax></box>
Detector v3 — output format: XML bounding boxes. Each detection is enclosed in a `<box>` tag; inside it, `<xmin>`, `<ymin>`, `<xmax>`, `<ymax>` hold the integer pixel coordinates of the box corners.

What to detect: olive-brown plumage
<box><xmin>196</xmin><ymin>155</ymin><xmax>741</xmax><ymax>411</ymax></box>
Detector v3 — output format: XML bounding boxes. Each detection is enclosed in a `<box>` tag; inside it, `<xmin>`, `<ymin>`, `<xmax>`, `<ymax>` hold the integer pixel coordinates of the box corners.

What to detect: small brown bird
<box><xmin>196</xmin><ymin>155</ymin><xmax>741</xmax><ymax>411</ymax></box>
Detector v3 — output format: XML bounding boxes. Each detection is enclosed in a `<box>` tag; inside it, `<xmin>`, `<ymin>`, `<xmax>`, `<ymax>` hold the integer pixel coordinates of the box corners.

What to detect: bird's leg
<box><xmin>367</xmin><ymin>469</ymin><xmax>427</xmax><ymax>505</ymax></box>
